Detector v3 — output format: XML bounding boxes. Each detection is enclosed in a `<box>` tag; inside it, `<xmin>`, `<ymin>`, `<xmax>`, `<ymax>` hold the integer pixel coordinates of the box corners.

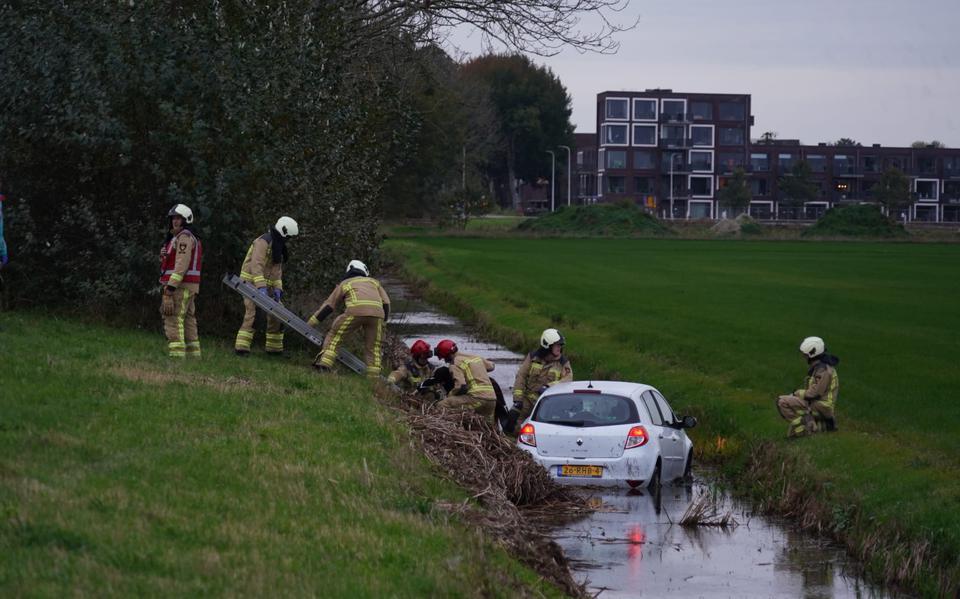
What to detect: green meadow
<box><xmin>0</xmin><ymin>314</ymin><xmax>560</xmax><ymax>597</ymax></box>
<box><xmin>387</xmin><ymin>236</ymin><xmax>960</xmax><ymax>592</ymax></box>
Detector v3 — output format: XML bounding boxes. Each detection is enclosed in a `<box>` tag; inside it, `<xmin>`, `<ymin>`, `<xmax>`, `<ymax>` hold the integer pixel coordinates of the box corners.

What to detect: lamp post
<box><xmin>546</xmin><ymin>150</ymin><xmax>556</xmax><ymax>212</ymax></box>
<box><xmin>559</xmin><ymin>145</ymin><xmax>572</xmax><ymax>207</ymax></box>
<box><xmin>668</xmin><ymin>152</ymin><xmax>682</xmax><ymax>219</ymax></box>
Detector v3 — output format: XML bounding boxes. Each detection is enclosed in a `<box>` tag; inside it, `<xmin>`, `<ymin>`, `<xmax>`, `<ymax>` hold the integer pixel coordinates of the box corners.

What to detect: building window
<box><xmin>689</xmin><ymin>175</ymin><xmax>713</xmax><ymax>197</ymax></box>
<box><xmin>690</xmin><ymin>101</ymin><xmax>712</xmax><ymax>120</ymax></box>
<box><xmin>633</xmin><ymin>98</ymin><xmax>657</xmax><ymax>121</ymax></box>
<box><xmin>690</xmin><ymin>125</ymin><xmax>714</xmax><ymax>147</ymax></box>
<box><xmin>718</xmin><ymin>102</ymin><xmax>745</xmax><ymax>120</ymax></box>
<box><xmin>602</xmin><ymin>123</ymin><xmax>628</xmax><ymax>145</ymax></box>
<box><xmin>576</xmin><ymin>151</ymin><xmax>583</xmax><ymax>167</ymax></box>
<box><xmin>834</xmin><ymin>155</ymin><xmax>856</xmax><ymax>175</ymax></box>
<box><xmin>750</xmin><ymin>153</ymin><xmax>769</xmax><ymax>172</ymax></box>
<box><xmin>605</xmin><ymin>150</ymin><xmax>627</xmax><ymax>169</ymax></box>
<box><xmin>632</xmin><ymin>124</ymin><xmax>657</xmax><ymax>146</ymax></box>
<box><xmin>887</xmin><ymin>156</ymin><xmax>909</xmax><ymax>171</ymax></box>
<box><xmin>634</xmin><ymin>176</ymin><xmax>654</xmax><ymax>194</ymax></box>
<box><xmin>718</xmin><ymin>127</ymin><xmax>744</xmax><ymax>145</ymax></box>
<box><xmin>689</xmin><ymin>150</ymin><xmax>713</xmax><ymax>172</ymax></box>
<box><xmin>916</xmin><ymin>156</ymin><xmax>937</xmax><ymax>175</ymax></box>
<box><xmin>689</xmin><ymin>201</ymin><xmax>712</xmax><ymax>218</ymax></box>
<box><xmin>861</xmin><ymin>155</ymin><xmax>879</xmax><ymax>173</ymax></box>
<box><xmin>915</xmin><ymin>179</ymin><xmax>939</xmax><ymax>201</ymax></box>
<box><xmin>779</xmin><ymin>153</ymin><xmax>796</xmax><ymax>171</ymax></box>
<box><xmin>750</xmin><ymin>178</ymin><xmax>768</xmax><ymax>196</ymax></box>
<box><xmin>944</xmin><ymin>157</ymin><xmax>960</xmax><ymax>176</ymax></box>
<box><xmin>660</xmin><ymin>124</ymin><xmax>685</xmax><ymax>146</ymax></box>
<box><xmin>605</xmin><ymin>98</ymin><xmax>628</xmax><ymax>120</ymax></box>
<box><xmin>944</xmin><ymin>181</ymin><xmax>960</xmax><ymax>199</ymax></box>
<box><xmin>806</xmin><ymin>154</ymin><xmax>826</xmax><ymax>173</ymax></box>
<box><xmin>605</xmin><ymin>175</ymin><xmax>626</xmax><ymax>193</ymax></box>
<box><xmin>661</xmin><ymin>99</ymin><xmax>686</xmax><ymax>121</ymax></box>
<box><xmin>717</xmin><ymin>151</ymin><xmax>744</xmax><ymax>173</ymax></box>
<box><xmin>633</xmin><ymin>150</ymin><xmax>655</xmax><ymax>170</ymax></box>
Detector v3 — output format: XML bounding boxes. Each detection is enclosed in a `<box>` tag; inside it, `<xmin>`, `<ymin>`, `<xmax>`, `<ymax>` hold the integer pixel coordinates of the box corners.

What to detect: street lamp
<box><xmin>546</xmin><ymin>150</ymin><xmax>556</xmax><ymax>212</ymax></box>
<box><xmin>559</xmin><ymin>145</ymin><xmax>572</xmax><ymax>207</ymax></box>
<box><xmin>668</xmin><ymin>152</ymin><xmax>682</xmax><ymax>219</ymax></box>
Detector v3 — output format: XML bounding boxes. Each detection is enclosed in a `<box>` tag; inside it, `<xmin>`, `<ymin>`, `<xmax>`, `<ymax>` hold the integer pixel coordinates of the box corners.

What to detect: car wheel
<box><xmin>683</xmin><ymin>449</ymin><xmax>693</xmax><ymax>480</ymax></box>
<box><xmin>646</xmin><ymin>458</ymin><xmax>662</xmax><ymax>490</ymax></box>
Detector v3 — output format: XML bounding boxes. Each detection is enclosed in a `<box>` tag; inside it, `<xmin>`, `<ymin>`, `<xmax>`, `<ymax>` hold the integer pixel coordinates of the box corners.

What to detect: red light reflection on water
<box><xmin>627</xmin><ymin>525</ymin><xmax>646</xmax><ymax>562</ymax></box>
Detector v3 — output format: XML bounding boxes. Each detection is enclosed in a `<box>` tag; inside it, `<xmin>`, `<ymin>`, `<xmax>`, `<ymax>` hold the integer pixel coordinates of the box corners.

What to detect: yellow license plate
<box><xmin>559</xmin><ymin>465</ymin><xmax>603</xmax><ymax>478</ymax></box>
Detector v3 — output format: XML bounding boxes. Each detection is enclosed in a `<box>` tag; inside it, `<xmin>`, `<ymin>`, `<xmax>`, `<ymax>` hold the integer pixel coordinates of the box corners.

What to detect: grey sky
<box><xmin>445</xmin><ymin>0</ymin><xmax>960</xmax><ymax>147</ymax></box>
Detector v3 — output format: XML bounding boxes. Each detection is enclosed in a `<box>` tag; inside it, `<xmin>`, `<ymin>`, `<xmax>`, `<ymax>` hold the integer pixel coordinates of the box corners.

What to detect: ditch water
<box><xmin>383</xmin><ymin>277</ymin><xmax>901</xmax><ymax>598</ymax></box>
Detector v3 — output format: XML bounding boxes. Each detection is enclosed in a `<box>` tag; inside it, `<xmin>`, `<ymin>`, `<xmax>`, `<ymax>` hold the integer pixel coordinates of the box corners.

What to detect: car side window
<box><xmin>652</xmin><ymin>391</ymin><xmax>676</xmax><ymax>426</ymax></box>
<box><xmin>640</xmin><ymin>391</ymin><xmax>664</xmax><ymax>426</ymax></box>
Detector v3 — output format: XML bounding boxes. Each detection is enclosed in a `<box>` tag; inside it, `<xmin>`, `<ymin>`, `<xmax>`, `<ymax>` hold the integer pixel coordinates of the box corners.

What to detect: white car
<box><xmin>516</xmin><ymin>380</ymin><xmax>697</xmax><ymax>488</ymax></box>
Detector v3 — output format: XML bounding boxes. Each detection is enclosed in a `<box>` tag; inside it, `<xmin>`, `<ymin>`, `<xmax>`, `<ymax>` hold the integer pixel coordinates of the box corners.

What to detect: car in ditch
<box><xmin>516</xmin><ymin>380</ymin><xmax>696</xmax><ymax>487</ymax></box>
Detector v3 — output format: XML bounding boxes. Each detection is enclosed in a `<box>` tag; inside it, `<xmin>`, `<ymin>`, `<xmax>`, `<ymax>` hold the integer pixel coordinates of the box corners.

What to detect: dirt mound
<box><xmin>803</xmin><ymin>205</ymin><xmax>907</xmax><ymax>238</ymax></box>
<box><xmin>711</xmin><ymin>214</ymin><xmax>763</xmax><ymax>237</ymax></box>
<box><xmin>517</xmin><ymin>203</ymin><xmax>672</xmax><ymax>236</ymax></box>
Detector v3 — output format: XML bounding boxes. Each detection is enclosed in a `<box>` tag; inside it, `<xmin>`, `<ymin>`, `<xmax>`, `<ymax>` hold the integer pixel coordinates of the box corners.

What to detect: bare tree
<box><xmin>353</xmin><ymin>0</ymin><xmax>636</xmax><ymax>56</ymax></box>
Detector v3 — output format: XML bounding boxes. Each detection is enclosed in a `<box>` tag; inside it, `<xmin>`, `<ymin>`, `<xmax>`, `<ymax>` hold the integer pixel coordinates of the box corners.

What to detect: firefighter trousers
<box><xmin>777</xmin><ymin>395</ymin><xmax>834</xmax><ymax>438</ymax></box>
<box><xmin>234</xmin><ymin>293</ymin><xmax>284</xmax><ymax>353</ymax></box>
<box><xmin>161</xmin><ymin>288</ymin><xmax>200</xmax><ymax>358</ymax></box>
<box><xmin>314</xmin><ymin>314</ymin><xmax>383</xmax><ymax>377</ymax></box>
<box><xmin>437</xmin><ymin>395</ymin><xmax>497</xmax><ymax>423</ymax></box>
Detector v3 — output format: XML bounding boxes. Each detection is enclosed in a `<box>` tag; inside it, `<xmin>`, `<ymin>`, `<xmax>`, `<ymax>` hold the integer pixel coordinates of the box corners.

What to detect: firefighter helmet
<box><xmin>799</xmin><ymin>336</ymin><xmax>825</xmax><ymax>359</ymax></box>
<box><xmin>435</xmin><ymin>339</ymin><xmax>458</xmax><ymax>361</ymax></box>
<box><xmin>410</xmin><ymin>339</ymin><xmax>432</xmax><ymax>360</ymax></box>
<box><xmin>275</xmin><ymin>216</ymin><xmax>299</xmax><ymax>238</ymax></box>
<box><xmin>346</xmin><ymin>259</ymin><xmax>369</xmax><ymax>276</ymax></box>
<box><xmin>167</xmin><ymin>204</ymin><xmax>193</xmax><ymax>224</ymax></box>
<box><xmin>540</xmin><ymin>328</ymin><xmax>565</xmax><ymax>349</ymax></box>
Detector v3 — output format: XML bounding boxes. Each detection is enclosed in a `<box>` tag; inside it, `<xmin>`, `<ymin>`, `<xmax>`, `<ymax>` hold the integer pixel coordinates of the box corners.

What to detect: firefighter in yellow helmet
<box><xmin>309</xmin><ymin>260</ymin><xmax>390</xmax><ymax>377</ymax></box>
<box><xmin>776</xmin><ymin>336</ymin><xmax>840</xmax><ymax>437</ymax></box>
<box><xmin>159</xmin><ymin>204</ymin><xmax>203</xmax><ymax>358</ymax></box>
<box><xmin>434</xmin><ymin>339</ymin><xmax>497</xmax><ymax>421</ymax></box>
<box><xmin>388</xmin><ymin>339</ymin><xmax>436</xmax><ymax>391</ymax></box>
<box><xmin>234</xmin><ymin>217</ymin><xmax>299</xmax><ymax>356</ymax></box>
<box><xmin>512</xmin><ymin>328</ymin><xmax>573</xmax><ymax>422</ymax></box>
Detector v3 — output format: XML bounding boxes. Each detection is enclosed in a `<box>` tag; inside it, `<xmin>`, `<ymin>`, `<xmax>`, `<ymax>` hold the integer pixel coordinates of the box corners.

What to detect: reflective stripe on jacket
<box><xmin>452</xmin><ymin>353</ymin><xmax>496</xmax><ymax>400</ymax></box>
<box><xmin>513</xmin><ymin>351</ymin><xmax>573</xmax><ymax>402</ymax></box>
<box><xmin>160</xmin><ymin>230</ymin><xmax>202</xmax><ymax>289</ymax></box>
<box><xmin>240</xmin><ymin>235</ymin><xmax>283</xmax><ymax>290</ymax></box>
<box><xmin>799</xmin><ymin>362</ymin><xmax>839</xmax><ymax>408</ymax></box>
<box><xmin>314</xmin><ymin>276</ymin><xmax>390</xmax><ymax>319</ymax></box>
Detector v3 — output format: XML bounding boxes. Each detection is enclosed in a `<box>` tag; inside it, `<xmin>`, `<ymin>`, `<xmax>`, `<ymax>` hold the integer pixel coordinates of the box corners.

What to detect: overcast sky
<box><xmin>444</xmin><ymin>0</ymin><xmax>960</xmax><ymax>148</ymax></box>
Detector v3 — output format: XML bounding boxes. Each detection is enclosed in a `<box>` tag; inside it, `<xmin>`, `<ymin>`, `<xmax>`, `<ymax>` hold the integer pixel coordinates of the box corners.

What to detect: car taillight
<box><xmin>624</xmin><ymin>426</ymin><xmax>648</xmax><ymax>449</ymax></box>
<box><xmin>518</xmin><ymin>423</ymin><xmax>537</xmax><ymax>447</ymax></box>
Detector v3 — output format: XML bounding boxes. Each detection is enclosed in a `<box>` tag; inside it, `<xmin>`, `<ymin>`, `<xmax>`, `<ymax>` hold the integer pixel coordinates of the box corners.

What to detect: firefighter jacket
<box><xmin>450</xmin><ymin>353</ymin><xmax>496</xmax><ymax>401</ymax></box>
<box><xmin>513</xmin><ymin>351</ymin><xmax>573</xmax><ymax>404</ymax></box>
<box><xmin>310</xmin><ymin>276</ymin><xmax>390</xmax><ymax>322</ymax></box>
<box><xmin>159</xmin><ymin>229</ymin><xmax>202</xmax><ymax>292</ymax></box>
<box><xmin>240</xmin><ymin>234</ymin><xmax>283</xmax><ymax>290</ymax></box>
<box><xmin>795</xmin><ymin>358</ymin><xmax>839</xmax><ymax>409</ymax></box>
<box><xmin>388</xmin><ymin>360</ymin><xmax>435</xmax><ymax>390</ymax></box>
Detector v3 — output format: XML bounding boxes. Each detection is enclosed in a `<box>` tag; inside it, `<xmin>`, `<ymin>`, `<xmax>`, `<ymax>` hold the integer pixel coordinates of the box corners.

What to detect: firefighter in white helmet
<box><xmin>512</xmin><ymin>328</ymin><xmax>573</xmax><ymax>424</ymax></box>
<box><xmin>308</xmin><ymin>259</ymin><xmax>391</xmax><ymax>377</ymax></box>
<box><xmin>776</xmin><ymin>336</ymin><xmax>840</xmax><ymax>437</ymax></box>
<box><xmin>159</xmin><ymin>204</ymin><xmax>203</xmax><ymax>358</ymax></box>
<box><xmin>235</xmin><ymin>216</ymin><xmax>298</xmax><ymax>355</ymax></box>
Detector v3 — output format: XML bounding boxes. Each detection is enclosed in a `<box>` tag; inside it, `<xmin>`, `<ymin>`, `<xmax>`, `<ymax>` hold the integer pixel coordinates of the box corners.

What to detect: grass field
<box><xmin>0</xmin><ymin>313</ymin><xmax>560</xmax><ymax>597</ymax></box>
<box><xmin>387</xmin><ymin>236</ymin><xmax>960</xmax><ymax>594</ymax></box>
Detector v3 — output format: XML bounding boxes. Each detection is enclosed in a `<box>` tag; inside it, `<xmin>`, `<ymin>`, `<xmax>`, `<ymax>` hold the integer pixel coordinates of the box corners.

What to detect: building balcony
<box><xmin>659</xmin><ymin>112</ymin><xmax>690</xmax><ymax>123</ymax></box>
<box><xmin>659</xmin><ymin>137</ymin><xmax>692</xmax><ymax>149</ymax></box>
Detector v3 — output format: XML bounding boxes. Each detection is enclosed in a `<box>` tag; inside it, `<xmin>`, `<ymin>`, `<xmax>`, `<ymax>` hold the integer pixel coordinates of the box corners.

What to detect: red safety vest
<box><xmin>159</xmin><ymin>230</ymin><xmax>202</xmax><ymax>285</ymax></box>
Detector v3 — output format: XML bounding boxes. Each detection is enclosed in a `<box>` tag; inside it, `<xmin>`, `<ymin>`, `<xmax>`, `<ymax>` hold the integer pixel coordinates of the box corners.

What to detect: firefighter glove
<box><xmin>0</xmin><ymin>254</ymin><xmax>7</xmax><ymax>266</ymax></box>
<box><xmin>161</xmin><ymin>293</ymin><xmax>175</xmax><ymax>316</ymax></box>
<box><xmin>307</xmin><ymin>315</ymin><xmax>319</xmax><ymax>328</ymax></box>
<box><xmin>273</xmin><ymin>289</ymin><xmax>283</xmax><ymax>302</ymax></box>
<box><xmin>258</xmin><ymin>287</ymin><xmax>269</xmax><ymax>296</ymax></box>
<box><xmin>511</xmin><ymin>399</ymin><xmax>524</xmax><ymax>414</ymax></box>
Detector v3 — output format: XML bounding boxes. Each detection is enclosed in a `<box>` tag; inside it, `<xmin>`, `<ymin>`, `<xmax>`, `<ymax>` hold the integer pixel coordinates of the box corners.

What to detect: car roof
<box><xmin>540</xmin><ymin>380</ymin><xmax>657</xmax><ymax>398</ymax></box>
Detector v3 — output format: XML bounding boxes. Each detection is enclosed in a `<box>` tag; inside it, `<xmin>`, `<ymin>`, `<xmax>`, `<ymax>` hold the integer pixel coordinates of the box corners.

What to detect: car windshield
<box><xmin>532</xmin><ymin>393</ymin><xmax>638</xmax><ymax>427</ymax></box>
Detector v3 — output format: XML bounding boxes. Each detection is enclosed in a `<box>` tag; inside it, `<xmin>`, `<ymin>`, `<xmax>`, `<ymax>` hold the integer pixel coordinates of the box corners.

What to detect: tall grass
<box><xmin>0</xmin><ymin>313</ymin><xmax>563</xmax><ymax>597</ymax></box>
<box><xmin>386</xmin><ymin>236</ymin><xmax>960</xmax><ymax>595</ymax></box>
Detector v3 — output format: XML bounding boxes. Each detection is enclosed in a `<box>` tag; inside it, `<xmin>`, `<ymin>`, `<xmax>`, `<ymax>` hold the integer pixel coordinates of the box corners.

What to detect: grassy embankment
<box><xmin>386</xmin><ymin>236</ymin><xmax>960</xmax><ymax>596</ymax></box>
<box><xmin>0</xmin><ymin>313</ymin><xmax>563</xmax><ymax>597</ymax></box>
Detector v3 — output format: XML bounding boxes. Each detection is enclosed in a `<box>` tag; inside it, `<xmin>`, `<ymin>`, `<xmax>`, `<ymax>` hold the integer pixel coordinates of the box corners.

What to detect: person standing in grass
<box><xmin>159</xmin><ymin>204</ymin><xmax>202</xmax><ymax>358</ymax></box>
<box><xmin>234</xmin><ymin>217</ymin><xmax>299</xmax><ymax>356</ymax></box>
<box><xmin>776</xmin><ymin>336</ymin><xmax>840</xmax><ymax>437</ymax></box>
<box><xmin>512</xmin><ymin>328</ymin><xmax>573</xmax><ymax>423</ymax></box>
<box><xmin>433</xmin><ymin>339</ymin><xmax>498</xmax><ymax>422</ymax></box>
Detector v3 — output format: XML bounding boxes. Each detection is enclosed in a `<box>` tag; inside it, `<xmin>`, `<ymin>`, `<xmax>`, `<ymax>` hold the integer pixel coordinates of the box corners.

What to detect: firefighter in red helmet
<box><xmin>388</xmin><ymin>339</ymin><xmax>436</xmax><ymax>392</ymax></box>
<box><xmin>434</xmin><ymin>339</ymin><xmax>497</xmax><ymax>421</ymax></box>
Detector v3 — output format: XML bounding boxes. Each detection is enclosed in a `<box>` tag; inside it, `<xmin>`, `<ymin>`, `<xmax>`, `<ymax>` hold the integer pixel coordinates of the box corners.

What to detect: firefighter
<box><xmin>434</xmin><ymin>339</ymin><xmax>497</xmax><ymax>421</ymax></box>
<box><xmin>512</xmin><ymin>328</ymin><xmax>573</xmax><ymax>422</ymax></box>
<box><xmin>159</xmin><ymin>204</ymin><xmax>202</xmax><ymax>358</ymax></box>
<box><xmin>776</xmin><ymin>336</ymin><xmax>840</xmax><ymax>437</ymax></box>
<box><xmin>387</xmin><ymin>339</ymin><xmax>436</xmax><ymax>392</ymax></box>
<box><xmin>234</xmin><ymin>217</ymin><xmax>299</xmax><ymax>356</ymax></box>
<box><xmin>309</xmin><ymin>260</ymin><xmax>390</xmax><ymax>377</ymax></box>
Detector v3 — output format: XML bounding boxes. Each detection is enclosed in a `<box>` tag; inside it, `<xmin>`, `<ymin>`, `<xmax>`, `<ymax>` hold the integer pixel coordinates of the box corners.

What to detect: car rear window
<box><xmin>532</xmin><ymin>393</ymin><xmax>638</xmax><ymax>427</ymax></box>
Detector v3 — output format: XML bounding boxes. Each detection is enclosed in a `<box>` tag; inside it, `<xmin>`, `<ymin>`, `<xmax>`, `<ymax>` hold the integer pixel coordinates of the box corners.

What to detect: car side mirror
<box><xmin>681</xmin><ymin>415</ymin><xmax>698</xmax><ymax>429</ymax></box>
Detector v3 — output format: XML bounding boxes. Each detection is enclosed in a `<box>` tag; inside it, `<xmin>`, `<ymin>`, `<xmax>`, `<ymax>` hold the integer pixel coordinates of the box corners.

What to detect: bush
<box><xmin>803</xmin><ymin>205</ymin><xmax>907</xmax><ymax>238</ymax></box>
<box><xmin>517</xmin><ymin>203</ymin><xmax>672</xmax><ymax>236</ymax></box>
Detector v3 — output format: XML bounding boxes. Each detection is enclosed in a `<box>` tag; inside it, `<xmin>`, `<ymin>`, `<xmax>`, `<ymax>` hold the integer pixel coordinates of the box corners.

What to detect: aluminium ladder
<box><xmin>221</xmin><ymin>274</ymin><xmax>367</xmax><ymax>374</ymax></box>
